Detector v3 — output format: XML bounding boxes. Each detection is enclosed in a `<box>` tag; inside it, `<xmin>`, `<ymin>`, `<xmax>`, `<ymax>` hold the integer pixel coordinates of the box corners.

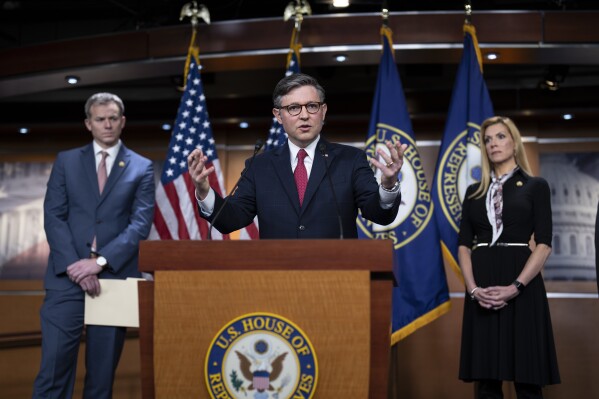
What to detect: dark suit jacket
<box><xmin>206</xmin><ymin>139</ymin><xmax>401</xmax><ymax>238</ymax></box>
<box><xmin>43</xmin><ymin>142</ymin><xmax>155</xmax><ymax>290</ymax></box>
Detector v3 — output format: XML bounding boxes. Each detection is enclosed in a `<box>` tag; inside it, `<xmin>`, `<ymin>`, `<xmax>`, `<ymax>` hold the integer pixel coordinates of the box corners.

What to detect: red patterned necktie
<box><xmin>294</xmin><ymin>149</ymin><xmax>308</xmax><ymax>206</ymax></box>
<box><xmin>98</xmin><ymin>151</ymin><xmax>108</xmax><ymax>194</ymax></box>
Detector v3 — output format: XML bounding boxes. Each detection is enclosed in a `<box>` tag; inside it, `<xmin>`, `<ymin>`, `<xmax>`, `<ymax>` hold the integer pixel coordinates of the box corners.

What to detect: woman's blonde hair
<box><xmin>469</xmin><ymin>116</ymin><xmax>532</xmax><ymax>199</ymax></box>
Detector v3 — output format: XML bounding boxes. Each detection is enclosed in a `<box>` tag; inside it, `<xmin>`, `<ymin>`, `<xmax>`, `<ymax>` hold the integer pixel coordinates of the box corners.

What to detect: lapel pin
<box><xmin>516</xmin><ymin>181</ymin><xmax>523</xmax><ymax>187</ymax></box>
<box><xmin>119</xmin><ymin>161</ymin><xmax>125</xmax><ymax>167</ymax></box>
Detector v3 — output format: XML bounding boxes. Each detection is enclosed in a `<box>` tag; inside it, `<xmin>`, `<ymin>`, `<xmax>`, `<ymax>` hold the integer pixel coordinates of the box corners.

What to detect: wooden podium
<box><xmin>138</xmin><ymin>239</ymin><xmax>394</xmax><ymax>398</ymax></box>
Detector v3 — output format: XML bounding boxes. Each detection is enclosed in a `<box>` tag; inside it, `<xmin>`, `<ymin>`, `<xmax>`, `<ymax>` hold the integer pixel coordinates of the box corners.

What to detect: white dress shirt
<box><xmin>92</xmin><ymin>139</ymin><xmax>122</xmax><ymax>177</ymax></box>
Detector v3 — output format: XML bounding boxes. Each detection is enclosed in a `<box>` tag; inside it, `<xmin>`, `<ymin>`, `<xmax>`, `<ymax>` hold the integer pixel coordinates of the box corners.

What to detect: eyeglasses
<box><xmin>279</xmin><ymin>102</ymin><xmax>323</xmax><ymax>116</ymax></box>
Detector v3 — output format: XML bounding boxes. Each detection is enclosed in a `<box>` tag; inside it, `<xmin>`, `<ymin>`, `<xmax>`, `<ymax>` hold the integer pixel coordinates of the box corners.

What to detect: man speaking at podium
<box><xmin>187</xmin><ymin>73</ymin><xmax>407</xmax><ymax>239</ymax></box>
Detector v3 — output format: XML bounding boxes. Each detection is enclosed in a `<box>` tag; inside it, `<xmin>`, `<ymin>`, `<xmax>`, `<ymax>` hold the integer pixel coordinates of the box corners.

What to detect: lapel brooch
<box><xmin>516</xmin><ymin>181</ymin><xmax>523</xmax><ymax>187</ymax></box>
<box><xmin>119</xmin><ymin>161</ymin><xmax>125</xmax><ymax>167</ymax></box>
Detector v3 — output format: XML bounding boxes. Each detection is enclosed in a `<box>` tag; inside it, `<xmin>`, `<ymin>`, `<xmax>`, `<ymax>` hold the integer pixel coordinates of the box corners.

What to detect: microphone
<box><xmin>318</xmin><ymin>142</ymin><xmax>344</xmax><ymax>239</ymax></box>
<box><xmin>208</xmin><ymin>139</ymin><xmax>263</xmax><ymax>240</ymax></box>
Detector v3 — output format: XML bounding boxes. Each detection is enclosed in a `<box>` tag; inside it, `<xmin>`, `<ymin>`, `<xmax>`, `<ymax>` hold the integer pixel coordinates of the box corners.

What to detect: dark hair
<box><xmin>272</xmin><ymin>73</ymin><xmax>326</xmax><ymax>108</ymax></box>
<box><xmin>84</xmin><ymin>92</ymin><xmax>125</xmax><ymax>118</ymax></box>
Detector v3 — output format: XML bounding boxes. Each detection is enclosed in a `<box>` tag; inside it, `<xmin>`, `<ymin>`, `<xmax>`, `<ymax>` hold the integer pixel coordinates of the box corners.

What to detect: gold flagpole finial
<box><xmin>178</xmin><ymin>2</ymin><xmax>210</xmax><ymax>90</ymax></box>
<box><xmin>382</xmin><ymin>8</ymin><xmax>390</xmax><ymax>27</ymax></box>
<box><xmin>464</xmin><ymin>0</ymin><xmax>472</xmax><ymax>25</ymax></box>
<box><xmin>284</xmin><ymin>0</ymin><xmax>312</xmax><ymax>31</ymax></box>
<box><xmin>180</xmin><ymin>1</ymin><xmax>211</xmax><ymax>28</ymax></box>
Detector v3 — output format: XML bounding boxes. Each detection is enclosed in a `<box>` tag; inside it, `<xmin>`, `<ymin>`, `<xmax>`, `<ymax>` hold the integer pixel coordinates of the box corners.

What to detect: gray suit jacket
<box><xmin>43</xmin><ymin>142</ymin><xmax>155</xmax><ymax>290</ymax></box>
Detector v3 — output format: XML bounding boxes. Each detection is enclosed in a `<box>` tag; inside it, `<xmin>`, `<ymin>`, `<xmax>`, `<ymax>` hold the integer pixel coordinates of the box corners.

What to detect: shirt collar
<box><xmin>288</xmin><ymin>135</ymin><xmax>320</xmax><ymax>163</ymax></box>
<box><xmin>93</xmin><ymin>140</ymin><xmax>121</xmax><ymax>159</ymax></box>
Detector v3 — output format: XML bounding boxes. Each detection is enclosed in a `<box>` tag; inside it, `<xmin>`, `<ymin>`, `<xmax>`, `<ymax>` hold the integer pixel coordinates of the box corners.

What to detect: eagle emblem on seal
<box><xmin>234</xmin><ymin>338</ymin><xmax>288</xmax><ymax>398</ymax></box>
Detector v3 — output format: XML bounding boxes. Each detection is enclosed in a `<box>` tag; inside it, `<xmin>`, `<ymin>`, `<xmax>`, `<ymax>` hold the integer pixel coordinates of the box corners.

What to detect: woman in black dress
<box><xmin>458</xmin><ymin>116</ymin><xmax>560</xmax><ymax>398</ymax></box>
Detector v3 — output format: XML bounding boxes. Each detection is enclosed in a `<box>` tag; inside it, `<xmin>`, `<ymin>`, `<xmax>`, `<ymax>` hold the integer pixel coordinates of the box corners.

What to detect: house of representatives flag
<box><xmin>264</xmin><ymin>40</ymin><xmax>301</xmax><ymax>151</ymax></box>
<box><xmin>357</xmin><ymin>26</ymin><xmax>450</xmax><ymax>344</ymax></box>
<box><xmin>150</xmin><ymin>45</ymin><xmax>257</xmax><ymax>240</ymax></box>
<box><xmin>432</xmin><ymin>23</ymin><xmax>494</xmax><ymax>277</ymax></box>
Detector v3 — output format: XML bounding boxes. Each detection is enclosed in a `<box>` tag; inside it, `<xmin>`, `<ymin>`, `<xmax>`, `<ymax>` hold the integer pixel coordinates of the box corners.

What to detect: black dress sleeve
<box><xmin>532</xmin><ymin>177</ymin><xmax>553</xmax><ymax>247</ymax></box>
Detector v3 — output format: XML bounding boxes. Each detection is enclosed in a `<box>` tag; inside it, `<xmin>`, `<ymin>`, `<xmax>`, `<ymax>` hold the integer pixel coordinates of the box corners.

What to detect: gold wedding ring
<box><xmin>386</xmin><ymin>161</ymin><xmax>394</xmax><ymax>167</ymax></box>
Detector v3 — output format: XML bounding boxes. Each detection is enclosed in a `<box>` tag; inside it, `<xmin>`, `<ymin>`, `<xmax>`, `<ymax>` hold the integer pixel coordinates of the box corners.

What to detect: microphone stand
<box><xmin>319</xmin><ymin>142</ymin><xmax>344</xmax><ymax>239</ymax></box>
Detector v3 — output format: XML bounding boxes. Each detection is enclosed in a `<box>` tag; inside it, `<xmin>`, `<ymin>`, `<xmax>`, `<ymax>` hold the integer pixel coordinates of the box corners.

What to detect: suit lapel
<box><xmin>81</xmin><ymin>144</ymin><xmax>101</xmax><ymax>198</ymax></box>
<box><xmin>270</xmin><ymin>139</ymin><xmax>336</xmax><ymax>214</ymax></box>
<box><xmin>98</xmin><ymin>145</ymin><xmax>129</xmax><ymax>205</ymax></box>
<box><xmin>301</xmin><ymin>139</ymin><xmax>332</xmax><ymax>213</ymax></box>
<box><xmin>271</xmin><ymin>143</ymin><xmax>301</xmax><ymax>214</ymax></box>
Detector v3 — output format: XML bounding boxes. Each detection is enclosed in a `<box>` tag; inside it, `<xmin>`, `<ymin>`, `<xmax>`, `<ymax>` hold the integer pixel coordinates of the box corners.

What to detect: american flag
<box><xmin>150</xmin><ymin>51</ymin><xmax>258</xmax><ymax>240</ymax></box>
<box><xmin>264</xmin><ymin>50</ymin><xmax>300</xmax><ymax>151</ymax></box>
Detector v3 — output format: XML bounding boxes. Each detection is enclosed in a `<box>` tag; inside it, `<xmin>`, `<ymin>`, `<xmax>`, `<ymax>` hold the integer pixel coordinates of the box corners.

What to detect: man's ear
<box><xmin>272</xmin><ymin>108</ymin><xmax>283</xmax><ymax>124</ymax></box>
<box><xmin>84</xmin><ymin>119</ymin><xmax>92</xmax><ymax>132</ymax></box>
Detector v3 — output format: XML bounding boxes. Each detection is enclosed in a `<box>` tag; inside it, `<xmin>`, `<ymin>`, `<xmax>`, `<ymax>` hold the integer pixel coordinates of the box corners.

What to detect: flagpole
<box><xmin>283</xmin><ymin>0</ymin><xmax>311</xmax><ymax>69</ymax></box>
<box><xmin>178</xmin><ymin>1</ymin><xmax>211</xmax><ymax>87</ymax></box>
<box><xmin>151</xmin><ymin>2</ymin><xmax>236</xmax><ymax>241</ymax></box>
<box><xmin>432</xmin><ymin>0</ymin><xmax>495</xmax><ymax>279</ymax></box>
<box><xmin>359</xmin><ymin>12</ymin><xmax>450</xmax><ymax>345</ymax></box>
<box><xmin>464</xmin><ymin>0</ymin><xmax>472</xmax><ymax>25</ymax></box>
<box><xmin>264</xmin><ymin>1</ymin><xmax>308</xmax><ymax>151</ymax></box>
<box><xmin>382</xmin><ymin>1</ymin><xmax>389</xmax><ymax>26</ymax></box>
<box><xmin>380</xmin><ymin>9</ymin><xmax>393</xmax><ymax>60</ymax></box>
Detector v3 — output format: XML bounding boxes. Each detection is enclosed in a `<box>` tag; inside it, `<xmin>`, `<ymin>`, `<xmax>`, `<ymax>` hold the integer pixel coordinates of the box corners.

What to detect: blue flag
<box><xmin>265</xmin><ymin>47</ymin><xmax>300</xmax><ymax>151</ymax></box>
<box><xmin>357</xmin><ymin>27</ymin><xmax>450</xmax><ymax>344</ymax></box>
<box><xmin>432</xmin><ymin>23</ymin><xmax>494</xmax><ymax>278</ymax></box>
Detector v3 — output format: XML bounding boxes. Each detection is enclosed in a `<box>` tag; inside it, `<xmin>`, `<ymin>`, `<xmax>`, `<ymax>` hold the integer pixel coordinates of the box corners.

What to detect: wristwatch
<box><xmin>96</xmin><ymin>256</ymin><xmax>108</xmax><ymax>269</ymax></box>
<box><xmin>381</xmin><ymin>180</ymin><xmax>400</xmax><ymax>192</ymax></box>
<box><xmin>512</xmin><ymin>280</ymin><xmax>525</xmax><ymax>291</ymax></box>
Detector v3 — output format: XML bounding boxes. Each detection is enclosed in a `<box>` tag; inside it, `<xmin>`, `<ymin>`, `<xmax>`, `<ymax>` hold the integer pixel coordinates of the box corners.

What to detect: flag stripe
<box><xmin>210</xmin><ymin>159</ymin><xmax>226</xmax><ymax>196</ymax></box>
<box><xmin>172</xmin><ymin>177</ymin><xmax>198</xmax><ymax>239</ymax></box>
<box><xmin>206</xmin><ymin>161</ymin><xmax>229</xmax><ymax>240</ymax></box>
<box><xmin>241</xmin><ymin>219</ymin><xmax>259</xmax><ymax>239</ymax></box>
<box><xmin>182</xmin><ymin>172</ymin><xmax>203</xmax><ymax>239</ymax></box>
<box><xmin>155</xmin><ymin>183</ymin><xmax>181</xmax><ymax>239</ymax></box>
<box><xmin>152</xmin><ymin>204</ymin><xmax>172</xmax><ymax>240</ymax></box>
<box><xmin>163</xmin><ymin>181</ymin><xmax>191</xmax><ymax>239</ymax></box>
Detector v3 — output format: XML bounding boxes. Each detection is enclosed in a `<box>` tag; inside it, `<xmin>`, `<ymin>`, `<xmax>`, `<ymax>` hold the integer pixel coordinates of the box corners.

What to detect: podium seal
<box><xmin>205</xmin><ymin>312</ymin><xmax>318</xmax><ymax>399</ymax></box>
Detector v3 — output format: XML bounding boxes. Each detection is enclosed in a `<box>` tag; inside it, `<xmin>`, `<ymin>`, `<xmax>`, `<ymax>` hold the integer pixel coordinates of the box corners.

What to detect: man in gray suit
<box><xmin>33</xmin><ymin>93</ymin><xmax>155</xmax><ymax>398</ymax></box>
